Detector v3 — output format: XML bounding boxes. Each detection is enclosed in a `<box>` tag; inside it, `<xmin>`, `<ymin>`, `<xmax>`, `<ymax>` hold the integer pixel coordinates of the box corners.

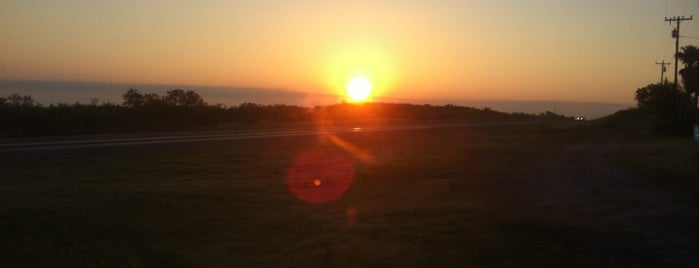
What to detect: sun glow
<box><xmin>346</xmin><ymin>76</ymin><xmax>372</xmax><ymax>102</ymax></box>
<box><xmin>320</xmin><ymin>41</ymin><xmax>397</xmax><ymax>102</ymax></box>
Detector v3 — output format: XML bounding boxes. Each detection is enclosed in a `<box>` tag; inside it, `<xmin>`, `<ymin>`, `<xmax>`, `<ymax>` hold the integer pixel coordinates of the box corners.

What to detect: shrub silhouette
<box><xmin>0</xmin><ymin>89</ymin><xmax>570</xmax><ymax>137</ymax></box>
<box><xmin>635</xmin><ymin>82</ymin><xmax>692</xmax><ymax>134</ymax></box>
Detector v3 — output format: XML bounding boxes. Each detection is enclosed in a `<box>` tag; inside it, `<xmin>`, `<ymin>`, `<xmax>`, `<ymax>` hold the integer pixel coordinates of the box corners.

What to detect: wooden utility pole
<box><xmin>665</xmin><ymin>16</ymin><xmax>693</xmax><ymax>90</ymax></box>
<box><xmin>656</xmin><ymin>61</ymin><xmax>670</xmax><ymax>84</ymax></box>
<box><xmin>665</xmin><ymin>16</ymin><xmax>693</xmax><ymax>128</ymax></box>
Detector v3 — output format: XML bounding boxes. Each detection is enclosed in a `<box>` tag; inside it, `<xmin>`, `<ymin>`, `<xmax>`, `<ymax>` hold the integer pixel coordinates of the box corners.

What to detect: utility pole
<box><xmin>656</xmin><ymin>61</ymin><xmax>670</xmax><ymax>84</ymax></box>
<box><xmin>665</xmin><ymin>16</ymin><xmax>693</xmax><ymax>129</ymax></box>
<box><xmin>665</xmin><ymin>16</ymin><xmax>693</xmax><ymax>90</ymax></box>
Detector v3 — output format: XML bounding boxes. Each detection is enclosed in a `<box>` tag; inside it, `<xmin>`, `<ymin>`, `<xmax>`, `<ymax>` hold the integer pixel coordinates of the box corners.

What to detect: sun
<box><xmin>346</xmin><ymin>76</ymin><xmax>372</xmax><ymax>102</ymax></box>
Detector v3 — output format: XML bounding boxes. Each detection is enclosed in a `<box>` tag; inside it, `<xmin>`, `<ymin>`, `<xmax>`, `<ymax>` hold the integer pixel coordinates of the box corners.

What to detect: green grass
<box><xmin>1</xmin><ymin>123</ymin><xmax>698</xmax><ymax>267</ymax></box>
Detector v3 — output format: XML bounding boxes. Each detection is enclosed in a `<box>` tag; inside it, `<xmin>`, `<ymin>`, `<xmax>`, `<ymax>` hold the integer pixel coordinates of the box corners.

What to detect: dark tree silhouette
<box><xmin>143</xmin><ymin>93</ymin><xmax>165</xmax><ymax>107</ymax></box>
<box><xmin>165</xmin><ymin>89</ymin><xmax>205</xmax><ymax>107</ymax></box>
<box><xmin>678</xmin><ymin>45</ymin><xmax>699</xmax><ymax>67</ymax></box>
<box><xmin>122</xmin><ymin>88</ymin><xmax>145</xmax><ymax>107</ymax></box>
<box><xmin>3</xmin><ymin>94</ymin><xmax>37</xmax><ymax>107</ymax></box>
<box><xmin>636</xmin><ymin>83</ymin><xmax>678</xmax><ymax>109</ymax></box>
<box><xmin>678</xmin><ymin>45</ymin><xmax>699</xmax><ymax>111</ymax></box>
<box><xmin>636</xmin><ymin>82</ymin><xmax>692</xmax><ymax>133</ymax></box>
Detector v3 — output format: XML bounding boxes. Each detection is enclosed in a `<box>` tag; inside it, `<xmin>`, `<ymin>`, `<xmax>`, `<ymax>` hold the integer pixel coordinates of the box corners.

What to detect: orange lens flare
<box><xmin>286</xmin><ymin>148</ymin><xmax>354</xmax><ymax>204</ymax></box>
<box><xmin>327</xmin><ymin>134</ymin><xmax>374</xmax><ymax>163</ymax></box>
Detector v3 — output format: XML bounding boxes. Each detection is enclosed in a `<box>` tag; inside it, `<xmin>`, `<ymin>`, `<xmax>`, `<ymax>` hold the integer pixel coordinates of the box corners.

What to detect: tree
<box><xmin>184</xmin><ymin>90</ymin><xmax>205</xmax><ymax>107</ymax></box>
<box><xmin>4</xmin><ymin>94</ymin><xmax>36</xmax><ymax>107</ymax></box>
<box><xmin>122</xmin><ymin>88</ymin><xmax>145</xmax><ymax>107</ymax></box>
<box><xmin>143</xmin><ymin>93</ymin><xmax>165</xmax><ymax>107</ymax></box>
<box><xmin>678</xmin><ymin>45</ymin><xmax>699</xmax><ymax>110</ymax></box>
<box><xmin>678</xmin><ymin>45</ymin><xmax>699</xmax><ymax>68</ymax></box>
<box><xmin>636</xmin><ymin>82</ymin><xmax>692</xmax><ymax>133</ymax></box>
<box><xmin>636</xmin><ymin>83</ymin><xmax>677</xmax><ymax>109</ymax></box>
<box><xmin>165</xmin><ymin>89</ymin><xmax>205</xmax><ymax>107</ymax></box>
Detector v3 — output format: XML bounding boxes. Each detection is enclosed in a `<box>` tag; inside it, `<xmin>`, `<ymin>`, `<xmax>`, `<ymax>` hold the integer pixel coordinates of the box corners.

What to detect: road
<box><xmin>0</xmin><ymin>121</ymin><xmax>537</xmax><ymax>152</ymax></box>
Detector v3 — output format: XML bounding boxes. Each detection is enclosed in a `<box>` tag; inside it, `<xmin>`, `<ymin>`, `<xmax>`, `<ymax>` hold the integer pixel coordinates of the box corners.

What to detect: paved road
<box><xmin>0</xmin><ymin>121</ymin><xmax>538</xmax><ymax>152</ymax></box>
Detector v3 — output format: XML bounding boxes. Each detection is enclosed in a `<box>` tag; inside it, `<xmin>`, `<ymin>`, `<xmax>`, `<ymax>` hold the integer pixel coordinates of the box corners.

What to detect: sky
<box><xmin>2</xmin><ymin>0</ymin><xmax>699</xmax><ymax>105</ymax></box>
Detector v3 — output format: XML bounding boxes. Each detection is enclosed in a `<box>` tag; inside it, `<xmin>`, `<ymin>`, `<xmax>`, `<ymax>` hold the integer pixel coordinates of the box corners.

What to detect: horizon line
<box><xmin>0</xmin><ymin>78</ymin><xmax>634</xmax><ymax>106</ymax></box>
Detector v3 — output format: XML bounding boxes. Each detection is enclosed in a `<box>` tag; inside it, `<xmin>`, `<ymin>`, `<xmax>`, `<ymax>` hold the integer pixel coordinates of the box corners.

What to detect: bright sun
<box><xmin>346</xmin><ymin>76</ymin><xmax>372</xmax><ymax>102</ymax></box>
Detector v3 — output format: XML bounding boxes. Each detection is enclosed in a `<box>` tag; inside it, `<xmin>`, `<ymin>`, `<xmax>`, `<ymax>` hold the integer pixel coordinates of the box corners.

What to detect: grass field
<box><xmin>1</xmin><ymin>123</ymin><xmax>698</xmax><ymax>267</ymax></box>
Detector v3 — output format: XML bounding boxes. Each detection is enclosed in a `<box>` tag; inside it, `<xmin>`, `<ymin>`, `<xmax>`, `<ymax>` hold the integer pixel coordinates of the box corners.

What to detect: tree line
<box><xmin>634</xmin><ymin>45</ymin><xmax>699</xmax><ymax>135</ymax></box>
<box><xmin>0</xmin><ymin>88</ymin><xmax>570</xmax><ymax>137</ymax></box>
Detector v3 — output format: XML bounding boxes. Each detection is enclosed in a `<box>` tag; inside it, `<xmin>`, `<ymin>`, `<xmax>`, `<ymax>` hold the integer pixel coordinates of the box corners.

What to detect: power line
<box><xmin>658</xmin><ymin>24</ymin><xmax>674</xmax><ymax>61</ymax></box>
<box><xmin>655</xmin><ymin>3</ymin><xmax>670</xmax><ymax>60</ymax></box>
<box><xmin>656</xmin><ymin>1</ymin><xmax>674</xmax><ymax>61</ymax></box>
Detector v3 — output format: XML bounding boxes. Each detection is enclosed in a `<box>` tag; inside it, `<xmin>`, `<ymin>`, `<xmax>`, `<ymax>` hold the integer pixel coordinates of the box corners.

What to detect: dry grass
<box><xmin>1</xmin><ymin>123</ymin><xmax>697</xmax><ymax>267</ymax></box>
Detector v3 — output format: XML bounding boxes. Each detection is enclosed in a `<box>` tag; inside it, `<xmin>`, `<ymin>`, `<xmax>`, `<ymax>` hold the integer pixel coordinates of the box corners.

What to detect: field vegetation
<box><xmin>2</xmin><ymin>121</ymin><xmax>697</xmax><ymax>267</ymax></box>
<box><xmin>0</xmin><ymin>89</ymin><xmax>569</xmax><ymax>138</ymax></box>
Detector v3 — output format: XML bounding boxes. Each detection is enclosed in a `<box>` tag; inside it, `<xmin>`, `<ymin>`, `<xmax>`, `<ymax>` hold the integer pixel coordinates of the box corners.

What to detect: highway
<box><xmin>0</xmin><ymin>121</ymin><xmax>539</xmax><ymax>152</ymax></box>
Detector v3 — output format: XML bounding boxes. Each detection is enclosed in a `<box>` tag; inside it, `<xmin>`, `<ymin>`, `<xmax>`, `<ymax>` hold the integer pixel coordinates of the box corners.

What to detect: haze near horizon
<box><xmin>2</xmin><ymin>0</ymin><xmax>698</xmax><ymax>105</ymax></box>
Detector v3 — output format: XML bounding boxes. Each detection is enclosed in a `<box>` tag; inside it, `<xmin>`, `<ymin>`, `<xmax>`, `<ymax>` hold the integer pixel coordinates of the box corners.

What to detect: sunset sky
<box><xmin>2</xmin><ymin>0</ymin><xmax>699</xmax><ymax>104</ymax></box>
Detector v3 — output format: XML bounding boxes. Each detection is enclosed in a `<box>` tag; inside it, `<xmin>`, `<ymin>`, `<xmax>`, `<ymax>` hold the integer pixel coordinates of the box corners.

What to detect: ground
<box><xmin>1</xmin><ymin>123</ymin><xmax>698</xmax><ymax>267</ymax></box>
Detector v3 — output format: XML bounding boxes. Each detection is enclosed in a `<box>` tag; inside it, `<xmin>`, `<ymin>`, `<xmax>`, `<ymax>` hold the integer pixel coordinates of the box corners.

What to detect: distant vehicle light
<box><xmin>575</xmin><ymin>116</ymin><xmax>585</xmax><ymax>121</ymax></box>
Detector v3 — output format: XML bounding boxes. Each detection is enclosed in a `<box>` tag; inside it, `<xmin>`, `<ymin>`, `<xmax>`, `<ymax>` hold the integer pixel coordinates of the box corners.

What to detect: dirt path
<box><xmin>531</xmin><ymin>132</ymin><xmax>699</xmax><ymax>266</ymax></box>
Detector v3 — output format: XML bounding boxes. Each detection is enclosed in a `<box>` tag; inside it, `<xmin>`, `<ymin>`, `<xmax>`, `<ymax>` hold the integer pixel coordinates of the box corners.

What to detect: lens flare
<box><xmin>286</xmin><ymin>148</ymin><xmax>354</xmax><ymax>204</ymax></box>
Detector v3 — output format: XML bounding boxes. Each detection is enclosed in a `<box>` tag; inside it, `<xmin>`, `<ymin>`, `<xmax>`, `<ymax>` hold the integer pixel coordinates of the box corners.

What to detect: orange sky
<box><xmin>2</xmin><ymin>1</ymin><xmax>699</xmax><ymax>104</ymax></box>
